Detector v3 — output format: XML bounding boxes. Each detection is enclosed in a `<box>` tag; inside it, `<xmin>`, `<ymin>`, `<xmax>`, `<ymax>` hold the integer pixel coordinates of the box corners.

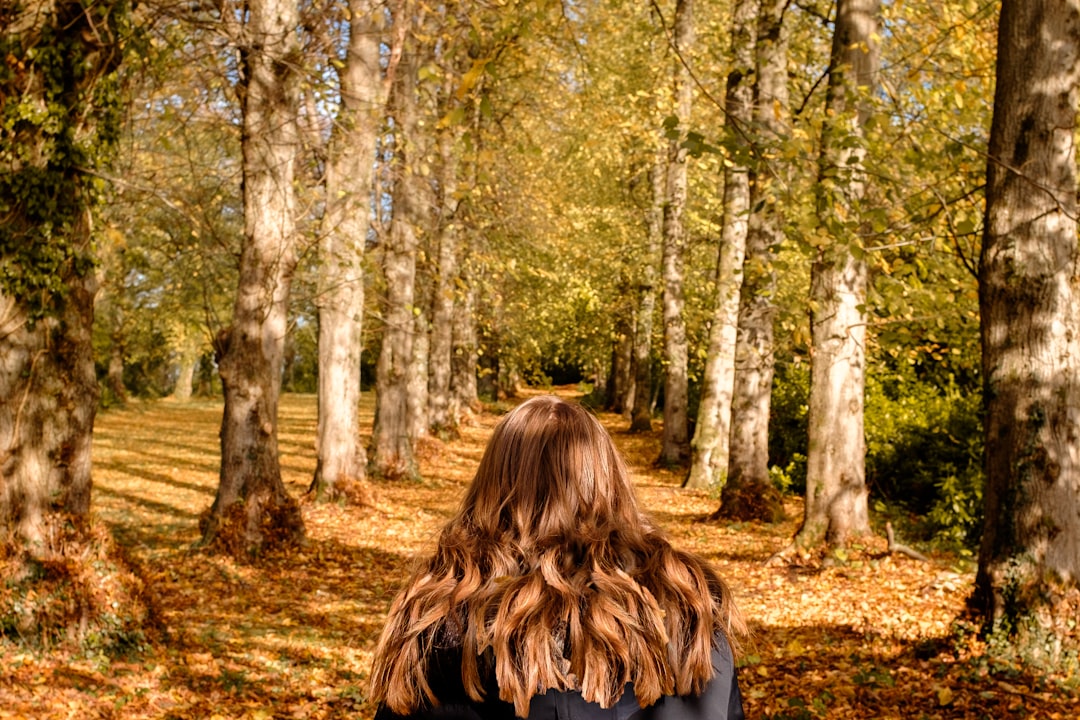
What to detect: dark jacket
<box><xmin>374</xmin><ymin>633</ymin><xmax>744</xmax><ymax>720</ymax></box>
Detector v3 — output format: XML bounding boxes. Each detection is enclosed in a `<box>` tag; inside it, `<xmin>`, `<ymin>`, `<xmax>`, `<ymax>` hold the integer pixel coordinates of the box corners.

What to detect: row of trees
<box><xmin>2</xmin><ymin>0</ymin><xmax>1078</xmax><ymax>661</ymax></box>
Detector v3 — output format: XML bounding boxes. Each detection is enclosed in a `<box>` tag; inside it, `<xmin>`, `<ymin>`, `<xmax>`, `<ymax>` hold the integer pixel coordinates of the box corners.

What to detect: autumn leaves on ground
<box><xmin>1</xmin><ymin>392</ymin><xmax>1075</xmax><ymax>720</ymax></box>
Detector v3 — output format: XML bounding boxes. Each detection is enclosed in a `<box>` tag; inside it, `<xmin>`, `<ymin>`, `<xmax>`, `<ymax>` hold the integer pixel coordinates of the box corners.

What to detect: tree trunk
<box><xmin>408</xmin><ymin>303</ymin><xmax>431</xmax><ymax>441</ymax></box>
<box><xmin>450</xmin><ymin>258</ymin><xmax>479</xmax><ymax>419</ymax></box>
<box><xmin>630</xmin><ymin>158</ymin><xmax>664</xmax><ymax>433</ymax></box>
<box><xmin>719</xmin><ymin>0</ymin><xmax>789</xmax><ymax>523</ymax></box>
<box><xmin>0</xmin><ymin>0</ymin><xmax>152</xmax><ymax>648</ymax></box>
<box><xmin>0</xmin><ymin>281</ymin><xmax>98</xmax><ymax>547</ymax></box>
<box><xmin>371</xmin><ymin>14</ymin><xmax>423</xmax><ymax>479</ymax></box>
<box><xmin>686</xmin><ymin>0</ymin><xmax>756</xmax><ymax>490</ymax></box>
<box><xmin>203</xmin><ymin>0</ymin><xmax>305</xmax><ymax>553</ymax></box>
<box><xmin>658</xmin><ymin>0</ymin><xmax>694</xmax><ymax>467</ymax></box>
<box><xmin>973</xmin><ymin>0</ymin><xmax>1080</xmax><ymax>660</ymax></box>
<box><xmin>795</xmin><ymin>0</ymin><xmax>878</xmax><ymax>549</ymax></box>
<box><xmin>171</xmin><ymin>336</ymin><xmax>199</xmax><ymax>402</ymax></box>
<box><xmin>310</xmin><ymin>0</ymin><xmax>383</xmax><ymax>502</ymax></box>
<box><xmin>607</xmin><ymin>308</ymin><xmax>634</xmax><ymax>415</ymax></box>
<box><xmin>107</xmin><ymin>334</ymin><xmax>128</xmax><ymax>406</ymax></box>
<box><xmin>427</xmin><ymin>126</ymin><xmax>462</xmax><ymax>433</ymax></box>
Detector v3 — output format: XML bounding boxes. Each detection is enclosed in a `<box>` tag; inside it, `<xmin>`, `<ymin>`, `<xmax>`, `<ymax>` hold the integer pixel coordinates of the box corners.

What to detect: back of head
<box><xmin>369</xmin><ymin>396</ymin><xmax>743</xmax><ymax>718</ymax></box>
<box><xmin>460</xmin><ymin>395</ymin><xmax>639</xmax><ymax>550</ymax></box>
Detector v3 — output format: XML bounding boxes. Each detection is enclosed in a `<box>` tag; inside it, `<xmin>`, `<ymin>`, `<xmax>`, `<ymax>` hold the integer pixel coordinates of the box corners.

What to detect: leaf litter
<box><xmin>0</xmin><ymin>390</ymin><xmax>1076</xmax><ymax>719</ymax></box>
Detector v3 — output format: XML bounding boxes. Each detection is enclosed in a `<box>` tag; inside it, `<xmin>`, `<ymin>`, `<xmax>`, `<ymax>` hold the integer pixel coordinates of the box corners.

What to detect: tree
<box><xmin>718</xmin><ymin>0</ymin><xmax>790</xmax><ymax>522</ymax></box>
<box><xmin>795</xmin><ymin>0</ymin><xmax>878</xmax><ymax>549</ymax></box>
<box><xmin>658</xmin><ymin>0</ymin><xmax>694</xmax><ymax>466</ymax></box>
<box><xmin>0</xmin><ymin>0</ymin><xmax>151</xmax><ymax>645</ymax></box>
<box><xmin>685</xmin><ymin>0</ymin><xmax>757</xmax><ymax>489</ymax></box>
<box><xmin>973</xmin><ymin>0</ymin><xmax>1080</xmax><ymax>660</ymax></box>
<box><xmin>201</xmin><ymin>0</ymin><xmax>305</xmax><ymax>552</ymax></box>
<box><xmin>0</xmin><ymin>0</ymin><xmax>125</xmax><ymax>542</ymax></box>
<box><xmin>630</xmin><ymin>157</ymin><xmax>665</xmax><ymax>433</ymax></box>
<box><xmin>310</xmin><ymin>0</ymin><xmax>385</xmax><ymax>502</ymax></box>
<box><xmin>370</xmin><ymin>1</ymin><xmax>427</xmax><ymax>479</ymax></box>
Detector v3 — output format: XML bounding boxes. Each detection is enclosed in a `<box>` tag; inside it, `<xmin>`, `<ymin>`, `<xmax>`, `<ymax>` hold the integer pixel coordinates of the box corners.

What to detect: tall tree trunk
<box><xmin>686</xmin><ymin>0</ymin><xmax>757</xmax><ymax>490</ymax></box>
<box><xmin>607</xmin><ymin>303</ymin><xmax>634</xmax><ymax>415</ymax></box>
<box><xmin>107</xmin><ymin>332</ymin><xmax>128</xmax><ymax>406</ymax></box>
<box><xmin>973</xmin><ymin>0</ymin><xmax>1080</xmax><ymax>660</ymax></box>
<box><xmin>203</xmin><ymin>0</ymin><xmax>305</xmax><ymax>552</ymax></box>
<box><xmin>795</xmin><ymin>0</ymin><xmax>878</xmax><ymax>549</ymax></box>
<box><xmin>0</xmin><ymin>5</ymin><xmax>109</xmax><ymax>541</ymax></box>
<box><xmin>408</xmin><ymin>301</ymin><xmax>431</xmax><ymax>441</ymax></box>
<box><xmin>427</xmin><ymin>126</ymin><xmax>461</xmax><ymax>433</ymax></box>
<box><xmin>719</xmin><ymin>0</ymin><xmax>789</xmax><ymax>523</ymax></box>
<box><xmin>630</xmin><ymin>158</ymin><xmax>664</xmax><ymax>433</ymax></box>
<box><xmin>450</xmin><ymin>257</ymin><xmax>479</xmax><ymax>419</ymax></box>
<box><xmin>0</xmin><ymin>0</ymin><xmax>151</xmax><ymax>647</ymax></box>
<box><xmin>371</xmin><ymin>13</ymin><xmax>423</xmax><ymax>479</ymax></box>
<box><xmin>173</xmin><ymin>348</ymin><xmax>197</xmax><ymax>402</ymax></box>
<box><xmin>310</xmin><ymin>0</ymin><xmax>383</xmax><ymax>502</ymax></box>
<box><xmin>658</xmin><ymin>0</ymin><xmax>694</xmax><ymax>466</ymax></box>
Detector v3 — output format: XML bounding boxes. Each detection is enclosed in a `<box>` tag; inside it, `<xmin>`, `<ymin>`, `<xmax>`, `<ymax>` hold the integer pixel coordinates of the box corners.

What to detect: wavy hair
<box><xmin>369</xmin><ymin>396</ymin><xmax>744</xmax><ymax>718</ymax></box>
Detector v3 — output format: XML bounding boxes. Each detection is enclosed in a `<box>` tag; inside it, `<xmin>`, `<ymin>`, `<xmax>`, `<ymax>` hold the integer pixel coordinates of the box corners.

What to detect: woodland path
<box><xmin>0</xmin><ymin>390</ymin><xmax>1073</xmax><ymax>719</ymax></box>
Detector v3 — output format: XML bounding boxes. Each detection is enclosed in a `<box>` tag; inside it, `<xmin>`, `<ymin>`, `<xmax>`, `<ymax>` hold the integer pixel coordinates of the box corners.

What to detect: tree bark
<box><xmin>973</xmin><ymin>0</ymin><xmax>1080</xmax><ymax>659</ymax></box>
<box><xmin>658</xmin><ymin>0</ymin><xmax>694</xmax><ymax>466</ymax></box>
<box><xmin>173</xmin><ymin>355</ymin><xmax>196</xmax><ymax>402</ymax></box>
<box><xmin>607</xmin><ymin>305</ymin><xmax>635</xmax><ymax>415</ymax></box>
<box><xmin>0</xmin><ymin>0</ymin><xmax>124</xmax><ymax>547</ymax></box>
<box><xmin>408</xmin><ymin>301</ymin><xmax>431</xmax><ymax>442</ymax></box>
<box><xmin>310</xmin><ymin>0</ymin><xmax>383</xmax><ymax>502</ymax></box>
<box><xmin>795</xmin><ymin>0</ymin><xmax>878</xmax><ymax>549</ymax></box>
<box><xmin>107</xmin><ymin>333</ymin><xmax>128</xmax><ymax>406</ymax></box>
<box><xmin>371</xmin><ymin>12</ymin><xmax>424</xmax><ymax>479</ymax></box>
<box><xmin>450</xmin><ymin>257</ymin><xmax>479</xmax><ymax>419</ymax></box>
<box><xmin>0</xmin><ymin>0</ymin><xmax>153</xmax><ymax>648</ymax></box>
<box><xmin>203</xmin><ymin>0</ymin><xmax>305</xmax><ymax>553</ymax></box>
<box><xmin>427</xmin><ymin>125</ymin><xmax>462</xmax><ymax>433</ymax></box>
<box><xmin>686</xmin><ymin>0</ymin><xmax>757</xmax><ymax>490</ymax></box>
<box><xmin>719</xmin><ymin>0</ymin><xmax>789</xmax><ymax>523</ymax></box>
<box><xmin>630</xmin><ymin>158</ymin><xmax>664</xmax><ymax>433</ymax></box>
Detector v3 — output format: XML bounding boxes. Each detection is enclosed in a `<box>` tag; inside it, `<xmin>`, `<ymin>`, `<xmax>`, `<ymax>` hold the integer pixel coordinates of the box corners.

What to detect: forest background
<box><xmin>2</xmin><ymin>0</ymin><xmax>1080</xmax><ymax>717</ymax></box>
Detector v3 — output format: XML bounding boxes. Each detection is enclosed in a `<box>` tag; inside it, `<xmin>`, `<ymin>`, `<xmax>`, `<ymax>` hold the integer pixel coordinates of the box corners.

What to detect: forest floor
<box><xmin>1</xmin><ymin>388</ymin><xmax>1077</xmax><ymax>719</ymax></box>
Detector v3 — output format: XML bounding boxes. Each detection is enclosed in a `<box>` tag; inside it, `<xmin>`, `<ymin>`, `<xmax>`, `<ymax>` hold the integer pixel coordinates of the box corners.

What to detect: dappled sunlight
<box><xmin>0</xmin><ymin>395</ymin><xmax>1072</xmax><ymax>718</ymax></box>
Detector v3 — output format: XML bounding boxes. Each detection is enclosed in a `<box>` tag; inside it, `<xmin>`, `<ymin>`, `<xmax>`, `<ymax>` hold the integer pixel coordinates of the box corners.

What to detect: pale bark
<box><xmin>427</xmin><ymin>127</ymin><xmax>461</xmax><ymax>433</ymax></box>
<box><xmin>310</xmin><ymin>0</ymin><xmax>383</xmax><ymax>502</ymax></box>
<box><xmin>371</xmin><ymin>19</ymin><xmax>423</xmax><ymax>479</ymax></box>
<box><xmin>204</xmin><ymin>0</ymin><xmax>304</xmax><ymax>551</ymax></box>
<box><xmin>974</xmin><ymin>0</ymin><xmax>1080</xmax><ymax>657</ymax></box>
<box><xmin>686</xmin><ymin>0</ymin><xmax>757</xmax><ymax>490</ymax></box>
<box><xmin>173</xmin><ymin>350</ymin><xmax>196</xmax><ymax>402</ymax></box>
<box><xmin>107</xmin><ymin>334</ymin><xmax>128</xmax><ymax>406</ymax></box>
<box><xmin>407</xmin><ymin>302</ymin><xmax>431</xmax><ymax>441</ymax></box>
<box><xmin>658</xmin><ymin>0</ymin><xmax>694</xmax><ymax>466</ymax></box>
<box><xmin>720</xmin><ymin>0</ymin><xmax>789</xmax><ymax>522</ymax></box>
<box><xmin>796</xmin><ymin>0</ymin><xmax>878</xmax><ymax>549</ymax></box>
<box><xmin>630</xmin><ymin>158</ymin><xmax>664</xmax><ymax>433</ymax></box>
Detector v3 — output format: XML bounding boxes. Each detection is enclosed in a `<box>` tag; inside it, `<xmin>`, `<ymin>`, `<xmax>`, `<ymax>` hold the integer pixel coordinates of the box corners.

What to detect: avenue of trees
<box><xmin>2</xmin><ymin>0</ymin><xmax>1079</xmax><ymax>668</ymax></box>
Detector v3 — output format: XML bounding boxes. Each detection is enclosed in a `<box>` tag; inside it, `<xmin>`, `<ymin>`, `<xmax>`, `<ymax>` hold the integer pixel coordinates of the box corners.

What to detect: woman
<box><xmin>369</xmin><ymin>396</ymin><xmax>746</xmax><ymax>719</ymax></box>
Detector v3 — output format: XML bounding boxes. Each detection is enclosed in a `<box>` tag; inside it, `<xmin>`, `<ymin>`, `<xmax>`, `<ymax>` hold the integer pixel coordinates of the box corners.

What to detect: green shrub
<box><xmin>768</xmin><ymin>362</ymin><xmax>984</xmax><ymax>549</ymax></box>
<box><xmin>864</xmin><ymin>378</ymin><xmax>983</xmax><ymax>548</ymax></box>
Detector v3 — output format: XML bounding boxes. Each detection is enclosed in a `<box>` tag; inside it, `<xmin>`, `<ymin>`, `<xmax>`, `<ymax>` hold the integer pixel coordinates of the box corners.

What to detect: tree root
<box><xmin>885</xmin><ymin>522</ymin><xmax>930</xmax><ymax>563</ymax></box>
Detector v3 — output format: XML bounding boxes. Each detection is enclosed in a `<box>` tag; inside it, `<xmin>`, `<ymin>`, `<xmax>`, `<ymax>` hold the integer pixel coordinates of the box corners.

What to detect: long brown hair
<box><xmin>369</xmin><ymin>396</ymin><xmax>744</xmax><ymax>717</ymax></box>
